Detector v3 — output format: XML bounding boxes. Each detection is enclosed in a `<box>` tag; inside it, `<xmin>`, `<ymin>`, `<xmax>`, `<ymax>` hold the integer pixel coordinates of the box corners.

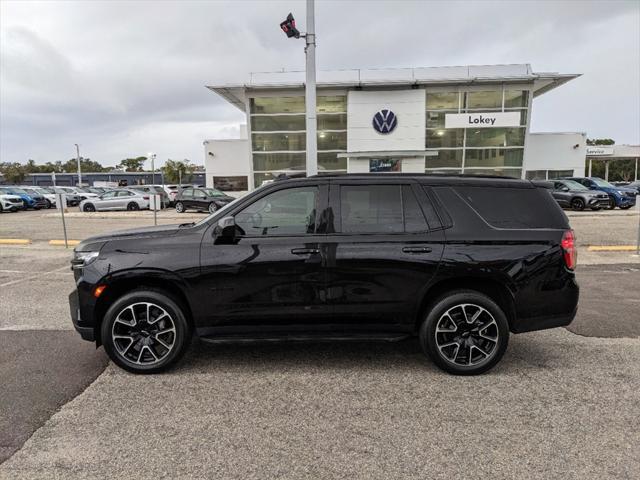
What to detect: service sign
<box><xmin>586</xmin><ymin>146</ymin><xmax>614</xmax><ymax>156</ymax></box>
<box><xmin>445</xmin><ymin>112</ymin><xmax>521</xmax><ymax>129</ymax></box>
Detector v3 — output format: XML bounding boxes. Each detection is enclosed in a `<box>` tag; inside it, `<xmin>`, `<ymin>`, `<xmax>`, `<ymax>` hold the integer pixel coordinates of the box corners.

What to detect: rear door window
<box><xmin>452</xmin><ymin>186</ymin><xmax>567</xmax><ymax>229</ymax></box>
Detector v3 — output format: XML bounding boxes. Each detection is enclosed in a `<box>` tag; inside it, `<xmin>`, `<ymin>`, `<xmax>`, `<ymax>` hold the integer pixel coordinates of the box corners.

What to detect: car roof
<box><xmin>293</xmin><ymin>173</ymin><xmax>535</xmax><ymax>189</ymax></box>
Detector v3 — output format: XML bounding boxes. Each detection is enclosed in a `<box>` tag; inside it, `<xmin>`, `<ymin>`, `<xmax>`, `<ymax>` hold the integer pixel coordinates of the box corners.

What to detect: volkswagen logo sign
<box><xmin>372</xmin><ymin>109</ymin><xmax>398</xmax><ymax>134</ymax></box>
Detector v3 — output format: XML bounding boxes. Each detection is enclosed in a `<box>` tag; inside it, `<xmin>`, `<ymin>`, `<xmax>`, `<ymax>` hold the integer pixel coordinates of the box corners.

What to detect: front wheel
<box><xmin>101</xmin><ymin>290</ymin><xmax>191</xmax><ymax>374</ymax></box>
<box><xmin>620</xmin><ymin>205</ymin><xmax>633</xmax><ymax>210</ymax></box>
<box><xmin>208</xmin><ymin>202</ymin><xmax>218</xmax><ymax>214</ymax></box>
<box><xmin>570</xmin><ymin>198</ymin><xmax>585</xmax><ymax>211</ymax></box>
<box><xmin>419</xmin><ymin>290</ymin><xmax>509</xmax><ymax>375</ymax></box>
<box><xmin>175</xmin><ymin>201</ymin><xmax>185</xmax><ymax>213</ymax></box>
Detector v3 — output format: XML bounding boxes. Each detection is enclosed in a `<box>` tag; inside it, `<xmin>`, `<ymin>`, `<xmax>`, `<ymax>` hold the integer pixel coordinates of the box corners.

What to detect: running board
<box><xmin>198</xmin><ymin>333</ymin><xmax>411</xmax><ymax>345</ymax></box>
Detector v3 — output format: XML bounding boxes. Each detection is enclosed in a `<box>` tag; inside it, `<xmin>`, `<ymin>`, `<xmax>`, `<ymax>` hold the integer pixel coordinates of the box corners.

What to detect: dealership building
<box><xmin>204</xmin><ymin>64</ymin><xmax>588</xmax><ymax>192</ymax></box>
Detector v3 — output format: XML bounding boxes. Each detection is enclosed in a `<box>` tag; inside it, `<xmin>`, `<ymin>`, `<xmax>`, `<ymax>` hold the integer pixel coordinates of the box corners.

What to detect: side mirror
<box><xmin>214</xmin><ymin>216</ymin><xmax>236</xmax><ymax>244</ymax></box>
<box><xmin>562</xmin><ymin>187</ymin><xmax>570</xmax><ymax>192</ymax></box>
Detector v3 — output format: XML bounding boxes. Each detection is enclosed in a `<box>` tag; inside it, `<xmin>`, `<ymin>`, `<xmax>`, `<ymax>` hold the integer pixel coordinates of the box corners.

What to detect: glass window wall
<box><xmin>465</xmin><ymin>128</ymin><xmax>525</xmax><ymax>148</ymax></box>
<box><xmin>426</xmin><ymin>92</ymin><xmax>459</xmax><ymax>110</ymax></box>
<box><xmin>464</xmin><ymin>148</ymin><xmax>524</xmax><ymax>167</ymax></box>
<box><xmin>425</xmin><ymin>150</ymin><xmax>463</xmax><ymax>169</ymax></box>
<box><xmin>426</xmin><ymin>129</ymin><xmax>464</xmax><ymax>148</ymax></box>
<box><xmin>252</xmin><ymin>132</ymin><xmax>306</xmax><ymax>152</ymax></box>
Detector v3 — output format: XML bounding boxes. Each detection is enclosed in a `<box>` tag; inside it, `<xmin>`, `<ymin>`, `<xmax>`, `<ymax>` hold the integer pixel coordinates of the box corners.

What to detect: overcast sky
<box><xmin>1</xmin><ymin>0</ymin><xmax>639</xmax><ymax>168</ymax></box>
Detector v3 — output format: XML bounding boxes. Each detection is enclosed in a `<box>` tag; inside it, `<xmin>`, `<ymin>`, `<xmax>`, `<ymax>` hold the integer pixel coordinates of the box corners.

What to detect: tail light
<box><xmin>561</xmin><ymin>230</ymin><xmax>577</xmax><ymax>270</ymax></box>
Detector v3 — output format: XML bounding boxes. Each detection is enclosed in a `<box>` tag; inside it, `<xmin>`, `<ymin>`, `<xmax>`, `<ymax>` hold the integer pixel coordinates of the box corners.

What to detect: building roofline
<box><xmin>206</xmin><ymin>64</ymin><xmax>581</xmax><ymax>110</ymax></box>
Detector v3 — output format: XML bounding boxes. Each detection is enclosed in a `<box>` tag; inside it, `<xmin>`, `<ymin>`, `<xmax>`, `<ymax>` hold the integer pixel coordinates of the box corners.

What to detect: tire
<box><xmin>590</xmin><ymin>206</ymin><xmax>601</xmax><ymax>211</ymax></box>
<box><xmin>45</xmin><ymin>199</ymin><xmax>52</xmax><ymax>209</ymax></box>
<box><xmin>419</xmin><ymin>290</ymin><xmax>509</xmax><ymax>375</ymax></box>
<box><xmin>175</xmin><ymin>201</ymin><xmax>185</xmax><ymax>213</ymax></box>
<box><xmin>208</xmin><ymin>202</ymin><xmax>218</xmax><ymax>214</ymax></box>
<box><xmin>101</xmin><ymin>289</ymin><xmax>191</xmax><ymax>374</ymax></box>
<box><xmin>620</xmin><ymin>205</ymin><xmax>633</xmax><ymax>210</ymax></box>
<box><xmin>570</xmin><ymin>198</ymin><xmax>585</xmax><ymax>211</ymax></box>
<box><xmin>606</xmin><ymin>196</ymin><xmax>616</xmax><ymax>210</ymax></box>
<box><xmin>127</xmin><ymin>202</ymin><xmax>139</xmax><ymax>211</ymax></box>
<box><xmin>83</xmin><ymin>203</ymin><xmax>96</xmax><ymax>212</ymax></box>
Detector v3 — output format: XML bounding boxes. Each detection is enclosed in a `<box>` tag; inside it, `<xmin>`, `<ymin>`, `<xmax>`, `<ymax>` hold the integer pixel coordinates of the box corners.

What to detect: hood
<box><xmin>0</xmin><ymin>194</ymin><xmax>22</xmax><ymax>200</ymax></box>
<box><xmin>77</xmin><ymin>223</ymin><xmax>184</xmax><ymax>248</ymax></box>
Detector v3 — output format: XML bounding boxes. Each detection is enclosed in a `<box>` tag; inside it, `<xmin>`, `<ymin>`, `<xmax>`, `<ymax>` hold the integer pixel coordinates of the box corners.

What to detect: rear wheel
<box><xmin>570</xmin><ymin>198</ymin><xmax>585</xmax><ymax>211</ymax></box>
<box><xmin>175</xmin><ymin>201</ymin><xmax>185</xmax><ymax>213</ymax></box>
<box><xmin>419</xmin><ymin>290</ymin><xmax>509</xmax><ymax>375</ymax></box>
<box><xmin>101</xmin><ymin>290</ymin><xmax>191</xmax><ymax>374</ymax></box>
<box><xmin>127</xmin><ymin>202</ymin><xmax>139</xmax><ymax>211</ymax></box>
<box><xmin>83</xmin><ymin>203</ymin><xmax>95</xmax><ymax>212</ymax></box>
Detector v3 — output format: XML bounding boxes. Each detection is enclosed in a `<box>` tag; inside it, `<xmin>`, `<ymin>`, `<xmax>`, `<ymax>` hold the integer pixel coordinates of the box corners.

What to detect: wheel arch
<box><xmin>93</xmin><ymin>270</ymin><xmax>194</xmax><ymax>345</ymax></box>
<box><xmin>416</xmin><ymin>277</ymin><xmax>516</xmax><ymax>332</ymax></box>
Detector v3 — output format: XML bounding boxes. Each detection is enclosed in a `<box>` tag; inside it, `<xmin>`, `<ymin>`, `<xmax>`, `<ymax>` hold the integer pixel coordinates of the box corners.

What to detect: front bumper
<box><xmin>69</xmin><ymin>289</ymin><xmax>95</xmax><ymax>341</ymax></box>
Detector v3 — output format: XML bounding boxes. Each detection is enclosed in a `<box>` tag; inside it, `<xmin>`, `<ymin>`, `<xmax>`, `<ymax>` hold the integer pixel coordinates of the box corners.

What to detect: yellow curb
<box><xmin>587</xmin><ymin>245</ymin><xmax>637</xmax><ymax>252</ymax></box>
<box><xmin>0</xmin><ymin>238</ymin><xmax>32</xmax><ymax>245</ymax></box>
<box><xmin>48</xmin><ymin>240</ymin><xmax>81</xmax><ymax>246</ymax></box>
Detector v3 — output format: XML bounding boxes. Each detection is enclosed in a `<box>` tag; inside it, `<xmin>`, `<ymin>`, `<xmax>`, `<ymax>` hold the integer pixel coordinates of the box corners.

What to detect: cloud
<box><xmin>0</xmin><ymin>0</ymin><xmax>638</xmax><ymax>168</ymax></box>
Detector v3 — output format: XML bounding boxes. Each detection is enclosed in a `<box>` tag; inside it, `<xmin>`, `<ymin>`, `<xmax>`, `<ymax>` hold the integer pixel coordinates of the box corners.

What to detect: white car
<box><xmin>79</xmin><ymin>189</ymin><xmax>150</xmax><ymax>212</ymax></box>
<box><xmin>29</xmin><ymin>186</ymin><xmax>57</xmax><ymax>208</ymax></box>
<box><xmin>0</xmin><ymin>190</ymin><xmax>24</xmax><ymax>212</ymax></box>
<box><xmin>57</xmin><ymin>186</ymin><xmax>99</xmax><ymax>201</ymax></box>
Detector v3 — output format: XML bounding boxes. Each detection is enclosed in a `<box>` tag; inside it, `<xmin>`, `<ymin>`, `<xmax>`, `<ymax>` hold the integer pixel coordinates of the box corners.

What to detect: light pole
<box><xmin>280</xmin><ymin>1</ymin><xmax>317</xmax><ymax>177</ymax></box>
<box><xmin>74</xmin><ymin>143</ymin><xmax>82</xmax><ymax>186</ymax></box>
<box><xmin>148</xmin><ymin>152</ymin><xmax>157</xmax><ymax>185</ymax></box>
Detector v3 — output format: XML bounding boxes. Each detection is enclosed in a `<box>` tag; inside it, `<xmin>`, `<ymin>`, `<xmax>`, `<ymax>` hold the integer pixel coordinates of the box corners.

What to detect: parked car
<box><xmin>0</xmin><ymin>188</ymin><xmax>24</xmax><ymax>212</ymax></box>
<box><xmin>624</xmin><ymin>180</ymin><xmax>640</xmax><ymax>194</ymax></box>
<box><xmin>0</xmin><ymin>187</ymin><xmax>47</xmax><ymax>210</ymax></box>
<box><xmin>174</xmin><ymin>187</ymin><xmax>235</xmax><ymax>214</ymax></box>
<box><xmin>550</xmin><ymin>179</ymin><xmax>610</xmax><ymax>211</ymax></box>
<box><xmin>562</xmin><ymin>177</ymin><xmax>637</xmax><ymax>209</ymax></box>
<box><xmin>69</xmin><ymin>174</ymin><xmax>579</xmax><ymax>375</ymax></box>
<box><xmin>80</xmin><ymin>189</ymin><xmax>150</xmax><ymax>212</ymax></box>
<box><xmin>50</xmin><ymin>187</ymin><xmax>82</xmax><ymax>206</ymax></box>
<box><xmin>162</xmin><ymin>184</ymin><xmax>181</xmax><ymax>206</ymax></box>
<box><xmin>22</xmin><ymin>187</ymin><xmax>56</xmax><ymax>209</ymax></box>
<box><xmin>128</xmin><ymin>185</ymin><xmax>169</xmax><ymax>208</ymax></box>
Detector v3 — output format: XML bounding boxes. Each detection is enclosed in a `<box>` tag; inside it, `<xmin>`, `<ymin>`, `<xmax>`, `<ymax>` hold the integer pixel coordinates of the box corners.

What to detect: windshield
<box><xmin>562</xmin><ymin>180</ymin><xmax>588</xmax><ymax>191</ymax></box>
<box><xmin>11</xmin><ymin>188</ymin><xmax>28</xmax><ymax>195</ymax></box>
<box><xmin>592</xmin><ymin>178</ymin><xmax>615</xmax><ymax>188</ymax></box>
<box><xmin>203</xmin><ymin>188</ymin><xmax>226</xmax><ymax>197</ymax></box>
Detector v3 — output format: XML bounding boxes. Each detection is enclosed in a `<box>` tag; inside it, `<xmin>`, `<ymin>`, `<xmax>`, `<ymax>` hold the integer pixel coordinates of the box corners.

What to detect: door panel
<box><xmin>325</xmin><ymin>181</ymin><xmax>444</xmax><ymax>331</ymax></box>
<box><xmin>196</xmin><ymin>183</ymin><xmax>330</xmax><ymax>334</ymax></box>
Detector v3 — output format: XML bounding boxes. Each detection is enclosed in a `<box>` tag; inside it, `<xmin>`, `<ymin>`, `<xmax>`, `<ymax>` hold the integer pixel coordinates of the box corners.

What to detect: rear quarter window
<box><xmin>452</xmin><ymin>186</ymin><xmax>568</xmax><ymax>229</ymax></box>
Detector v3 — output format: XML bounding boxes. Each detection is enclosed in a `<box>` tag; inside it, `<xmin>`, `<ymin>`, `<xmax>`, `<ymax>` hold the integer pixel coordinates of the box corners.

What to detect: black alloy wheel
<box><xmin>127</xmin><ymin>202</ymin><xmax>139</xmax><ymax>211</ymax></box>
<box><xmin>101</xmin><ymin>290</ymin><xmax>191</xmax><ymax>373</ymax></box>
<box><xmin>83</xmin><ymin>203</ymin><xmax>96</xmax><ymax>212</ymax></box>
<box><xmin>420</xmin><ymin>290</ymin><xmax>509</xmax><ymax>375</ymax></box>
<box><xmin>570</xmin><ymin>198</ymin><xmax>585</xmax><ymax>211</ymax></box>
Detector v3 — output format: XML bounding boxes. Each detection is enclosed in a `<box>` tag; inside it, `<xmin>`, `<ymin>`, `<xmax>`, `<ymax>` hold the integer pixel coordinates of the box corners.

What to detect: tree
<box><xmin>0</xmin><ymin>162</ymin><xmax>27</xmax><ymax>184</ymax></box>
<box><xmin>118</xmin><ymin>157</ymin><xmax>147</xmax><ymax>172</ymax></box>
<box><xmin>61</xmin><ymin>157</ymin><xmax>107</xmax><ymax>173</ymax></box>
<box><xmin>161</xmin><ymin>159</ymin><xmax>195</xmax><ymax>184</ymax></box>
<box><xmin>586</xmin><ymin>138</ymin><xmax>615</xmax><ymax>146</ymax></box>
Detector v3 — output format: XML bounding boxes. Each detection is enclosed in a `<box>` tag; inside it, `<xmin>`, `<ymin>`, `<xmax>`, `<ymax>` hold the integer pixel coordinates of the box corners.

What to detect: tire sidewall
<box><xmin>101</xmin><ymin>290</ymin><xmax>191</xmax><ymax>374</ymax></box>
<box><xmin>419</xmin><ymin>291</ymin><xmax>509</xmax><ymax>375</ymax></box>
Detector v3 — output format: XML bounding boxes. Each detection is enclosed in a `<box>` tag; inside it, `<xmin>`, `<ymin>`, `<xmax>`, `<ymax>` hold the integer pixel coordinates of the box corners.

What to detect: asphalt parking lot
<box><xmin>0</xmin><ymin>209</ymin><xmax>639</xmax><ymax>478</ymax></box>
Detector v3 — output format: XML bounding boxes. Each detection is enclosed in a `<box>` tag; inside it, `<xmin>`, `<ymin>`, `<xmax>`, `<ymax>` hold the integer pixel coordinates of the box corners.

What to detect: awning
<box><xmin>337</xmin><ymin>150</ymin><xmax>438</xmax><ymax>158</ymax></box>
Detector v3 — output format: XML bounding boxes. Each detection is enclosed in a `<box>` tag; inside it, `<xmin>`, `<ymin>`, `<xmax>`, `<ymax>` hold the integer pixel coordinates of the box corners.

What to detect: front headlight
<box><xmin>617</xmin><ymin>190</ymin><xmax>626</xmax><ymax>195</ymax></box>
<box><xmin>71</xmin><ymin>251</ymin><xmax>99</xmax><ymax>269</ymax></box>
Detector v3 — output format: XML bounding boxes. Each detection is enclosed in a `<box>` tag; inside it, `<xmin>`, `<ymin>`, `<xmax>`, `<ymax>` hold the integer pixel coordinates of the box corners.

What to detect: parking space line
<box><xmin>0</xmin><ymin>266</ymin><xmax>70</xmax><ymax>287</ymax></box>
<box><xmin>587</xmin><ymin>245</ymin><xmax>637</xmax><ymax>252</ymax></box>
<box><xmin>49</xmin><ymin>240</ymin><xmax>81</xmax><ymax>246</ymax></box>
<box><xmin>0</xmin><ymin>239</ymin><xmax>31</xmax><ymax>245</ymax></box>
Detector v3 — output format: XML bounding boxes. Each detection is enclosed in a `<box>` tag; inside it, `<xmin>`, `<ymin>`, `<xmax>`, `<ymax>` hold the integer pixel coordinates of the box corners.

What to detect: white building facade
<box><xmin>204</xmin><ymin>64</ymin><xmax>584</xmax><ymax>193</ymax></box>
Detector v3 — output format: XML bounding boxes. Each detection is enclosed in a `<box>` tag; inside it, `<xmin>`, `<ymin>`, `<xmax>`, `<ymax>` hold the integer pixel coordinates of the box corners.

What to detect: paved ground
<box><xmin>0</xmin><ymin>209</ymin><xmax>639</xmax><ymax>478</ymax></box>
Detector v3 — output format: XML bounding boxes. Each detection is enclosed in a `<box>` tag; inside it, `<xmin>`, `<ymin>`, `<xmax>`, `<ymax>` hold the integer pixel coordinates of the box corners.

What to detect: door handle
<box><xmin>402</xmin><ymin>246</ymin><xmax>432</xmax><ymax>254</ymax></box>
<box><xmin>291</xmin><ymin>248</ymin><xmax>320</xmax><ymax>255</ymax></box>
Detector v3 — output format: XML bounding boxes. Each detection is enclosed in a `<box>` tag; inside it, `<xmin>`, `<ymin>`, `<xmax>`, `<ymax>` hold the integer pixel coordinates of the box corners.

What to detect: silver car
<box><xmin>80</xmin><ymin>189</ymin><xmax>150</xmax><ymax>212</ymax></box>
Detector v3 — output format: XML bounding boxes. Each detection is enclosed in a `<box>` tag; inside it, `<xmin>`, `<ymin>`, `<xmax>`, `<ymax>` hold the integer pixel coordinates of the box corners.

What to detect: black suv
<box><xmin>69</xmin><ymin>175</ymin><xmax>579</xmax><ymax>375</ymax></box>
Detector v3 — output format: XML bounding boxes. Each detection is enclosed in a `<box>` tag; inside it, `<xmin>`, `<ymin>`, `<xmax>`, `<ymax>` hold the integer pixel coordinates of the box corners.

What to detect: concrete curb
<box><xmin>0</xmin><ymin>239</ymin><xmax>31</xmax><ymax>245</ymax></box>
